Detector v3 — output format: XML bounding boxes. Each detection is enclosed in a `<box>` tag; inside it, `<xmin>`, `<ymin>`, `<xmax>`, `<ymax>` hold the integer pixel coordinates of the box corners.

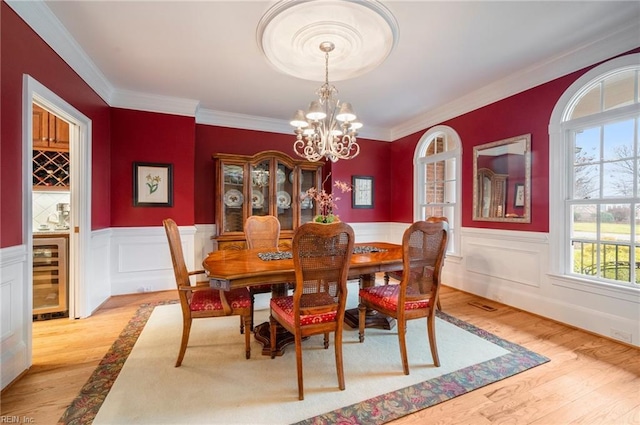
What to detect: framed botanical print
<box><xmin>133</xmin><ymin>162</ymin><xmax>173</xmax><ymax>207</ymax></box>
<box><xmin>352</xmin><ymin>175</ymin><xmax>373</xmax><ymax>209</ymax></box>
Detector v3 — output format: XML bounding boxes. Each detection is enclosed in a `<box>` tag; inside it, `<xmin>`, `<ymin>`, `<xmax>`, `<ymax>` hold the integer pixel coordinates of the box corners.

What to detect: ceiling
<box><xmin>13</xmin><ymin>1</ymin><xmax>640</xmax><ymax>141</ymax></box>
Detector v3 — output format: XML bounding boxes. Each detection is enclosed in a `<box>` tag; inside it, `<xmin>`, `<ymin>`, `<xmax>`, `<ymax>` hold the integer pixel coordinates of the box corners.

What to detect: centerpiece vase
<box><xmin>313</xmin><ymin>214</ymin><xmax>340</xmax><ymax>224</ymax></box>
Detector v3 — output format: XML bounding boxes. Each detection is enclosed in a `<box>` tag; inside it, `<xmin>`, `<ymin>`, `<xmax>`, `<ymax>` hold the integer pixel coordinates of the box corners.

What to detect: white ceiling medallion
<box><xmin>256</xmin><ymin>0</ymin><xmax>399</xmax><ymax>82</ymax></box>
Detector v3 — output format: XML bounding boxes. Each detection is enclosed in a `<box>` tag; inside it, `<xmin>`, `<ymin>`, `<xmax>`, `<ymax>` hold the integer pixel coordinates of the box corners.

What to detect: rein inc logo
<box><xmin>0</xmin><ymin>417</ymin><xmax>34</xmax><ymax>423</ymax></box>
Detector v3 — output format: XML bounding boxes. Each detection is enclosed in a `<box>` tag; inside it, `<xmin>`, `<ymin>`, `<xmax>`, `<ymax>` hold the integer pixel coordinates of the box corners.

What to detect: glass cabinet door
<box><xmin>250</xmin><ymin>160</ymin><xmax>270</xmax><ymax>217</ymax></box>
<box><xmin>300</xmin><ymin>168</ymin><xmax>318</xmax><ymax>223</ymax></box>
<box><xmin>275</xmin><ymin>161</ymin><xmax>294</xmax><ymax>231</ymax></box>
<box><xmin>222</xmin><ymin>163</ymin><xmax>245</xmax><ymax>233</ymax></box>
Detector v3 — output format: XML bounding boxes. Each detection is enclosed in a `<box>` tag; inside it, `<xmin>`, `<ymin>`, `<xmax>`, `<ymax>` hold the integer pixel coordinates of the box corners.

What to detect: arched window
<box><xmin>549</xmin><ymin>53</ymin><xmax>640</xmax><ymax>289</ymax></box>
<box><xmin>414</xmin><ymin>125</ymin><xmax>461</xmax><ymax>255</ymax></box>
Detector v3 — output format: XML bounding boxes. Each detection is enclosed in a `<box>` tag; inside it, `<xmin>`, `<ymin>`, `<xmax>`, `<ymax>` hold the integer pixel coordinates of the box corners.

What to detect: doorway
<box><xmin>32</xmin><ymin>103</ymin><xmax>72</xmax><ymax>320</ymax></box>
<box><xmin>25</xmin><ymin>76</ymin><xmax>92</xmax><ymax>320</ymax></box>
<box><xmin>23</xmin><ymin>76</ymin><xmax>92</xmax><ymax>364</ymax></box>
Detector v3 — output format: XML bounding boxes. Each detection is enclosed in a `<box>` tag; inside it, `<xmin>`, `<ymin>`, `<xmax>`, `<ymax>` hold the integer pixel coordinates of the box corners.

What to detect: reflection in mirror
<box><xmin>473</xmin><ymin>134</ymin><xmax>531</xmax><ymax>223</ymax></box>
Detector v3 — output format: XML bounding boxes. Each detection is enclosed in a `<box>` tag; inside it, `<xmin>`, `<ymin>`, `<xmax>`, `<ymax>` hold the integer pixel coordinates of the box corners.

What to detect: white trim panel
<box><xmin>0</xmin><ymin>245</ymin><xmax>29</xmax><ymax>390</ymax></box>
<box><xmin>109</xmin><ymin>226</ymin><xmax>197</xmax><ymax>296</ymax></box>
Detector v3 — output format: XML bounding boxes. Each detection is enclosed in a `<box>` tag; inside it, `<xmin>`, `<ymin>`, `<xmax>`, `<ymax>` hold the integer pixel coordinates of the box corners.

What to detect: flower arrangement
<box><xmin>305</xmin><ymin>174</ymin><xmax>351</xmax><ymax>223</ymax></box>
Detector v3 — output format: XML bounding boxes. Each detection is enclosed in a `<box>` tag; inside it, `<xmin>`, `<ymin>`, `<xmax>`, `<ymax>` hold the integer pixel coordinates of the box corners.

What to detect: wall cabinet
<box><xmin>33</xmin><ymin>104</ymin><xmax>69</xmax><ymax>150</ymax></box>
<box><xmin>213</xmin><ymin>150</ymin><xmax>323</xmax><ymax>250</ymax></box>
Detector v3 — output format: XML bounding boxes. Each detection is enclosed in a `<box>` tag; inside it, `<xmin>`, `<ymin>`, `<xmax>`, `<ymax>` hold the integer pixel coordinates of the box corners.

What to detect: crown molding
<box><xmin>6</xmin><ymin>0</ymin><xmax>114</xmax><ymax>105</ymax></box>
<box><xmin>196</xmin><ymin>108</ymin><xmax>391</xmax><ymax>141</ymax></box>
<box><xmin>110</xmin><ymin>89</ymin><xmax>200</xmax><ymax>118</ymax></box>
<box><xmin>390</xmin><ymin>18</ymin><xmax>640</xmax><ymax>141</ymax></box>
<box><xmin>9</xmin><ymin>0</ymin><xmax>638</xmax><ymax>143</ymax></box>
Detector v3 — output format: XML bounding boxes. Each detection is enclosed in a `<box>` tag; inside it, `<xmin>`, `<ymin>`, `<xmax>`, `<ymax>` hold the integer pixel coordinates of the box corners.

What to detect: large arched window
<box><xmin>414</xmin><ymin>125</ymin><xmax>461</xmax><ymax>255</ymax></box>
<box><xmin>550</xmin><ymin>53</ymin><xmax>640</xmax><ymax>290</ymax></box>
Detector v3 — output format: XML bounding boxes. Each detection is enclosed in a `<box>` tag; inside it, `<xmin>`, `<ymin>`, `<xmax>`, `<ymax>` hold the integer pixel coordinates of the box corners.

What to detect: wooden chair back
<box><xmin>245</xmin><ymin>215</ymin><xmax>280</xmax><ymax>249</ymax></box>
<box><xmin>163</xmin><ymin>218</ymin><xmax>191</xmax><ymax>290</ymax></box>
<box><xmin>400</xmin><ymin>218</ymin><xmax>449</xmax><ymax>314</ymax></box>
<box><xmin>292</xmin><ymin>222</ymin><xmax>355</xmax><ymax>321</ymax></box>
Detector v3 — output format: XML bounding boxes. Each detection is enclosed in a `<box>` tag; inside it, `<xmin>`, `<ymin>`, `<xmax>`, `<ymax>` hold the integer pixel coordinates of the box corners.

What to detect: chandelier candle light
<box><xmin>291</xmin><ymin>41</ymin><xmax>362</xmax><ymax>163</ymax></box>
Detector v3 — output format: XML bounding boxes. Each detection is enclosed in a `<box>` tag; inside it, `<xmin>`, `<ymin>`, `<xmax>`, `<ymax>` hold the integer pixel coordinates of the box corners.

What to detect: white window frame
<box><xmin>549</xmin><ymin>53</ymin><xmax>640</xmax><ymax>294</ymax></box>
<box><xmin>414</xmin><ymin>125</ymin><xmax>462</xmax><ymax>256</ymax></box>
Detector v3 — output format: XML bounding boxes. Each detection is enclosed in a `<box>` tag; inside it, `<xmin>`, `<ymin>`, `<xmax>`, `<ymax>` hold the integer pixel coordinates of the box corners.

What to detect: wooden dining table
<box><xmin>202</xmin><ymin>242</ymin><xmax>403</xmax><ymax>356</ymax></box>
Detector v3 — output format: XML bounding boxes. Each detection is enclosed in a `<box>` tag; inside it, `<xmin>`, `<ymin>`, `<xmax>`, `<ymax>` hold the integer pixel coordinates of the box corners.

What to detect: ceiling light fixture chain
<box><xmin>291</xmin><ymin>41</ymin><xmax>362</xmax><ymax>163</ymax></box>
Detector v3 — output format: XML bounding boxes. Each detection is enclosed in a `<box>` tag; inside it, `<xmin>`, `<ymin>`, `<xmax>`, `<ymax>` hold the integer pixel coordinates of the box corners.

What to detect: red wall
<box><xmin>1</xmin><ymin>2</ymin><xmax>111</xmax><ymax>248</ymax></box>
<box><xmin>194</xmin><ymin>125</ymin><xmax>391</xmax><ymax>224</ymax></box>
<box><xmin>388</xmin><ymin>48</ymin><xmax>639</xmax><ymax>232</ymax></box>
<box><xmin>3</xmin><ymin>0</ymin><xmax>638</xmax><ymax>248</ymax></box>
<box><xmin>110</xmin><ymin>108</ymin><xmax>196</xmax><ymax>226</ymax></box>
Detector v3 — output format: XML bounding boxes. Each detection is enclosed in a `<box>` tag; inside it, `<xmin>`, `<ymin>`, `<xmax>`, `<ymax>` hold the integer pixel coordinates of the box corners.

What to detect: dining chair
<box><xmin>269</xmin><ymin>221</ymin><xmax>355</xmax><ymax>400</ymax></box>
<box><xmin>383</xmin><ymin>216</ymin><xmax>447</xmax><ymax>311</ymax></box>
<box><xmin>358</xmin><ymin>218</ymin><xmax>449</xmax><ymax>375</ymax></box>
<box><xmin>244</xmin><ymin>215</ymin><xmax>282</xmax><ymax>332</ymax></box>
<box><xmin>163</xmin><ymin>218</ymin><xmax>252</xmax><ymax>366</ymax></box>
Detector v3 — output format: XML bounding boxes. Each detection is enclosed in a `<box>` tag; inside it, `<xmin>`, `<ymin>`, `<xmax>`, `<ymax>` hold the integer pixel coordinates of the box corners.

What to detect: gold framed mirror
<box><xmin>473</xmin><ymin>134</ymin><xmax>531</xmax><ymax>223</ymax></box>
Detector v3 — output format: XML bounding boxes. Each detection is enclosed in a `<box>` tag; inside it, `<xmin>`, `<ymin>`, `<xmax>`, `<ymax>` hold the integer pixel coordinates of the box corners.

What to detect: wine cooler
<box><xmin>33</xmin><ymin>237</ymin><xmax>68</xmax><ymax>319</ymax></box>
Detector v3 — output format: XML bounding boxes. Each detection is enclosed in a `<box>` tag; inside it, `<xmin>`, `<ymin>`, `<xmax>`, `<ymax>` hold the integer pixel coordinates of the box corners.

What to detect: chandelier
<box><xmin>291</xmin><ymin>42</ymin><xmax>362</xmax><ymax>163</ymax></box>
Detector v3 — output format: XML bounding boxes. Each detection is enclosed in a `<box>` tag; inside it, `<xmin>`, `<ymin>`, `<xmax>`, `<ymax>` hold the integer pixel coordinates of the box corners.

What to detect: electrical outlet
<box><xmin>611</xmin><ymin>329</ymin><xmax>632</xmax><ymax>343</ymax></box>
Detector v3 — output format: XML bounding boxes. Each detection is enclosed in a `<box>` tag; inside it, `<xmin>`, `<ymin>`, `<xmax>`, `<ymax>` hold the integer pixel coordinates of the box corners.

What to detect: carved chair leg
<box><xmin>295</xmin><ymin>332</ymin><xmax>304</xmax><ymax>400</ymax></box>
<box><xmin>397</xmin><ymin>318</ymin><xmax>410</xmax><ymax>375</ymax></box>
<box><xmin>323</xmin><ymin>332</ymin><xmax>329</xmax><ymax>349</ymax></box>
<box><xmin>334</xmin><ymin>328</ymin><xmax>345</xmax><ymax>391</ymax></box>
<box><xmin>358</xmin><ymin>303</ymin><xmax>366</xmax><ymax>342</ymax></box>
<box><xmin>427</xmin><ymin>315</ymin><xmax>440</xmax><ymax>367</ymax></box>
<box><xmin>176</xmin><ymin>318</ymin><xmax>192</xmax><ymax>367</ymax></box>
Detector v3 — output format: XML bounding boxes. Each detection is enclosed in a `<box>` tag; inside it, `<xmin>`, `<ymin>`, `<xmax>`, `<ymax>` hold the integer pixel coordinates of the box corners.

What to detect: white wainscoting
<box><xmin>85</xmin><ymin>228</ymin><xmax>112</xmax><ymax>316</ymax></box>
<box><xmin>443</xmin><ymin>227</ymin><xmax>640</xmax><ymax>347</ymax></box>
<box><xmin>109</xmin><ymin>226</ymin><xmax>198</xmax><ymax>296</ymax></box>
<box><xmin>0</xmin><ymin>245</ymin><xmax>29</xmax><ymax>389</ymax></box>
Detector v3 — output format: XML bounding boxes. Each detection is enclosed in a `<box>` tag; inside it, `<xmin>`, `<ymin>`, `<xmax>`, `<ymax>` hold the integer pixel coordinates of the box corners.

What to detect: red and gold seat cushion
<box><xmin>270</xmin><ymin>295</ymin><xmax>337</xmax><ymax>326</ymax></box>
<box><xmin>359</xmin><ymin>284</ymin><xmax>430</xmax><ymax>311</ymax></box>
<box><xmin>189</xmin><ymin>287</ymin><xmax>251</xmax><ymax>311</ymax></box>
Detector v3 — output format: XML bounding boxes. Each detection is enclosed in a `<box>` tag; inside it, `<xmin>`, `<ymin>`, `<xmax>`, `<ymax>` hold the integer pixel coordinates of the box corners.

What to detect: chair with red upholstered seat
<box><xmin>163</xmin><ymin>218</ymin><xmax>251</xmax><ymax>366</ymax></box>
<box><xmin>358</xmin><ymin>218</ymin><xmax>448</xmax><ymax>375</ymax></box>
<box><xmin>244</xmin><ymin>215</ymin><xmax>282</xmax><ymax>332</ymax></box>
<box><xmin>383</xmin><ymin>216</ymin><xmax>447</xmax><ymax>311</ymax></box>
<box><xmin>269</xmin><ymin>221</ymin><xmax>355</xmax><ymax>400</ymax></box>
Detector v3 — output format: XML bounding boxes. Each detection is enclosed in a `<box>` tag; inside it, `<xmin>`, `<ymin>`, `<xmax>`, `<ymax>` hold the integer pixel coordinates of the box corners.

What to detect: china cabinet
<box><xmin>212</xmin><ymin>150</ymin><xmax>323</xmax><ymax>250</ymax></box>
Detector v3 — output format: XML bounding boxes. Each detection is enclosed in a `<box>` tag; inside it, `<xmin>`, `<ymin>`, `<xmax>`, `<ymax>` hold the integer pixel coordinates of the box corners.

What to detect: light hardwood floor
<box><xmin>1</xmin><ymin>286</ymin><xmax>638</xmax><ymax>424</ymax></box>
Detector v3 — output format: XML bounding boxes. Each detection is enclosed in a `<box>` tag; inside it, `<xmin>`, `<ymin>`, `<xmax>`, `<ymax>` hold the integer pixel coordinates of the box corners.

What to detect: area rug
<box><xmin>59</xmin><ymin>286</ymin><xmax>548</xmax><ymax>425</ymax></box>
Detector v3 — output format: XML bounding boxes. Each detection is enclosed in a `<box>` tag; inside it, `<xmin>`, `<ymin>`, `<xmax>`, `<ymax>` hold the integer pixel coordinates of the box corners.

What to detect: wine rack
<box><xmin>33</xmin><ymin>150</ymin><xmax>70</xmax><ymax>188</ymax></box>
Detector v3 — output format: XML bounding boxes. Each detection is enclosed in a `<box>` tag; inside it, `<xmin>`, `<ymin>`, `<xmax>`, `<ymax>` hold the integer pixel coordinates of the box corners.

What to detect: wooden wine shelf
<box><xmin>33</xmin><ymin>150</ymin><xmax>70</xmax><ymax>188</ymax></box>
